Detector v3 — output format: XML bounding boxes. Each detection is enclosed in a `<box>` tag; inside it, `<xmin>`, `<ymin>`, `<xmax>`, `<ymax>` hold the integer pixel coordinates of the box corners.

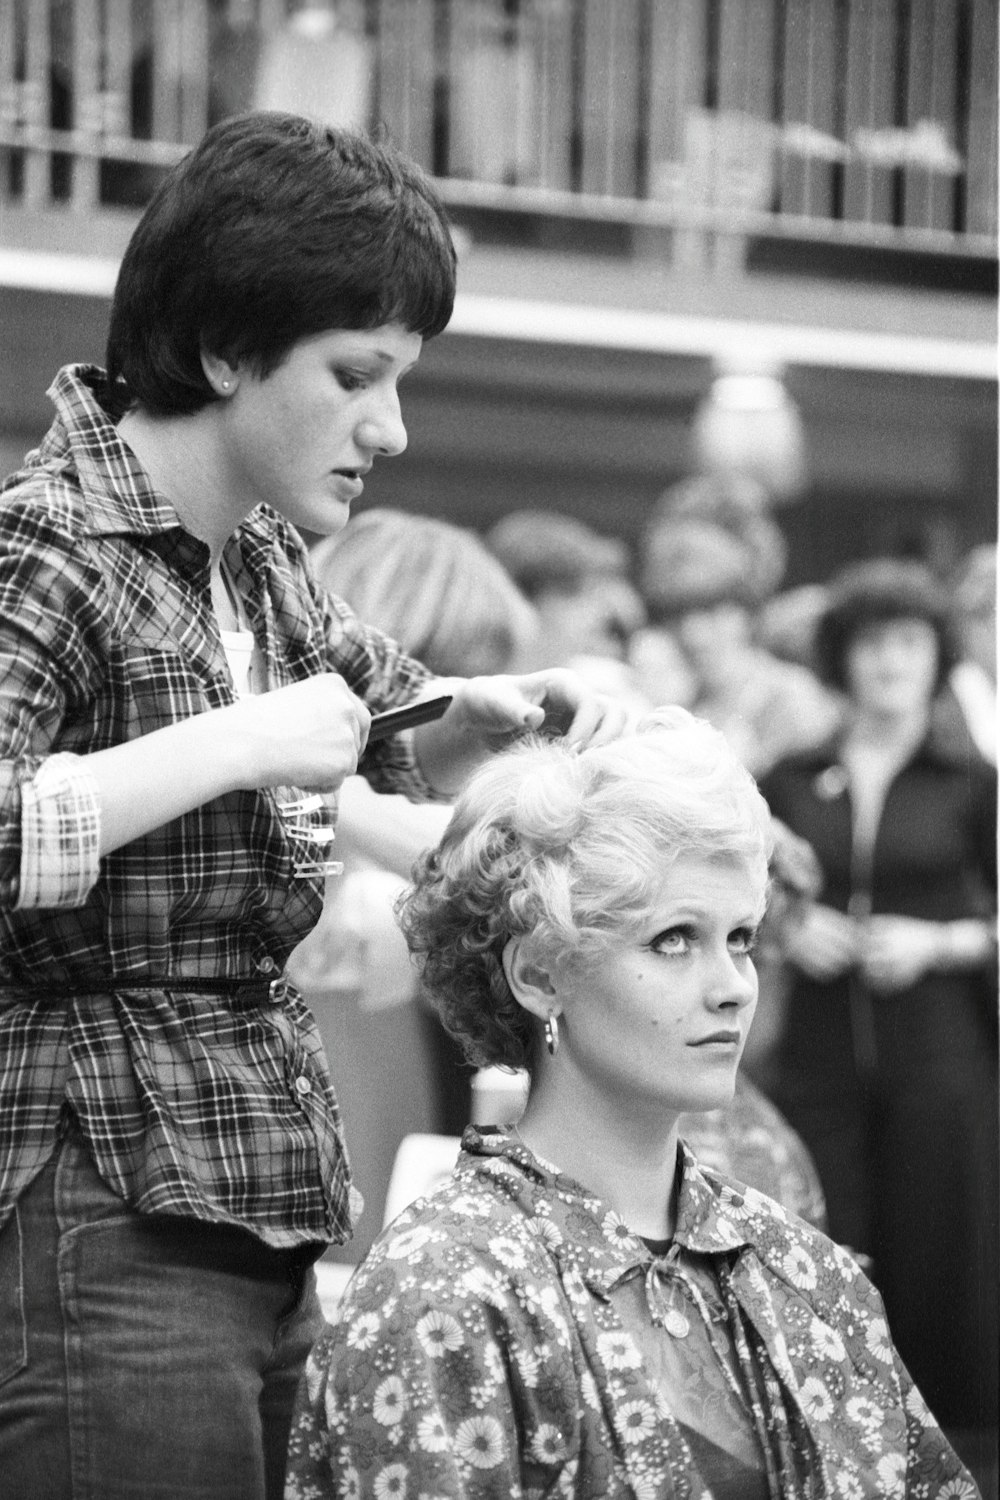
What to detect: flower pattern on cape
<box><xmin>286</xmin><ymin>1128</ymin><xmax>978</xmax><ymax>1499</ymax></box>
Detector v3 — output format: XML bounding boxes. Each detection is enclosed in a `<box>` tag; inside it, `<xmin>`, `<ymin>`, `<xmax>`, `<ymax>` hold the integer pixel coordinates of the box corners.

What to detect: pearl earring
<box><xmin>221</xmin><ymin>379</ymin><xmax>231</xmax><ymax>391</ymax></box>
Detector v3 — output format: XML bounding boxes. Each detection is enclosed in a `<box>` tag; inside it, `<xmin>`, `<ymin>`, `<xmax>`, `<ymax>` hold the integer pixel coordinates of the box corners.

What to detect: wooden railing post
<box><xmin>21</xmin><ymin>0</ymin><xmax>50</xmax><ymax>208</ymax></box>
<box><xmin>71</xmin><ymin>0</ymin><xmax>101</xmax><ymax>210</ymax></box>
<box><xmin>966</xmin><ymin>0</ymin><xmax>998</xmax><ymax>237</ymax></box>
<box><xmin>0</xmin><ymin>0</ymin><xmax>17</xmax><ymax>207</ymax></box>
<box><xmin>372</xmin><ymin>0</ymin><xmax>437</xmax><ymax>171</ymax></box>
<box><xmin>0</xmin><ymin>0</ymin><xmax>994</xmax><ymax>258</ymax></box>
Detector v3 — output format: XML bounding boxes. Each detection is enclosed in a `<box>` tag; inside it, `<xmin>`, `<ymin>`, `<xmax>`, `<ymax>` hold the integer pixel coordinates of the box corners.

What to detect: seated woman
<box><xmin>285</xmin><ymin>709</ymin><xmax>975</xmax><ymax>1500</ymax></box>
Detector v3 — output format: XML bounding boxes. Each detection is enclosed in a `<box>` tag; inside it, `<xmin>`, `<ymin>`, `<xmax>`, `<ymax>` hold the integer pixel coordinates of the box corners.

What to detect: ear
<box><xmin>200</xmin><ymin>348</ymin><xmax>239</xmax><ymax>397</ymax></box>
<box><xmin>501</xmin><ymin>935</ymin><xmax>560</xmax><ymax>1023</ymax></box>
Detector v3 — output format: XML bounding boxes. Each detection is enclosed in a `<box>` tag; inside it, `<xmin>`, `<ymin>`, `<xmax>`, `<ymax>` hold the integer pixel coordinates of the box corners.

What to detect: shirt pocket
<box><xmin>111</xmin><ymin>642</ymin><xmax>220</xmax><ymax>738</ymax></box>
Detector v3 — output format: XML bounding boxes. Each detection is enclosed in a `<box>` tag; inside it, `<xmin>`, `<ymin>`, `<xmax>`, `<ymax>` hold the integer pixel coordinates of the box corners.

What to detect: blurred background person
<box><xmin>757</xmin><ymin>582</ymin><xmax>832</xmax><ymax>670</ymax></box>
<box><xmin>485</xmin><ymin>507</ymin><xmax>652</xmax><ymax>712</ymax></box>
<box><xmin>310</xmin><ymin>507</ymin><xmax>539</xmax><ymax>684</ymax></box>
<box><xmin>940</xmin><ymin>541</ymin><xmax>996</xmax><ymax>763</ymax></box>
<box><xmin>759</xmin><ymin>557</ymin><xmax>998</xmax><ymax>1489</ymax></box>
<box><xmin>291</xmin><ymin>508</ymin><xmax>541</xmax><ymax>1257</ymax></box>
<box><xmin>635</xmin><ymin>477</ymin><xmax>840</xmax><ymax>779</ymax></box>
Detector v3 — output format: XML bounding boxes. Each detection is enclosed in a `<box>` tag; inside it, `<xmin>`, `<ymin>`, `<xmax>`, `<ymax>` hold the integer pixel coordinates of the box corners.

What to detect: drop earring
<box><xmin>544</xmin><ymin>1012</ymin><xmax>560</xmax><ymax>1057</ymax></box>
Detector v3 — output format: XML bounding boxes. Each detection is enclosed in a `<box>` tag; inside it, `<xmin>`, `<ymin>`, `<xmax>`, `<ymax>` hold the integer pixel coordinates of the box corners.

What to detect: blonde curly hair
<box><xmin>396</xmin><ymin>707</ymin><xmax>773</xmax><ymax>1070</ymax></box>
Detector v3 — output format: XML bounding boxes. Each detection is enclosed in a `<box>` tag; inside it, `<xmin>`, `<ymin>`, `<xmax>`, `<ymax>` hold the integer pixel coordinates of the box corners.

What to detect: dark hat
<box><xmin>814</xmin><ymin>557</ymin><xmax>958</xmax><ymax>693</ymax></box>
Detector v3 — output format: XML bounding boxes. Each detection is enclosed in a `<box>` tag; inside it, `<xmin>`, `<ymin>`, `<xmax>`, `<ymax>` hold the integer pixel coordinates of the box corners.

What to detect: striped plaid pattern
<box><xmin>18</xmin><ymin>752</ymin><xmax>102</xmax><ymax>908</ymax></box>
<box><xmin>0</xmin><ymin>365</ymin><xmax>436</xmax><ymax>1247</ymax></box>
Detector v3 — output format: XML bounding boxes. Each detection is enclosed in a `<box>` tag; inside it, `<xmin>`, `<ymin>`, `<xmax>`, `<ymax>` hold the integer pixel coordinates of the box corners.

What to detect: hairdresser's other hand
<box><xmin>411</xmin><ymin>670</ymin><xmax>630</xmax><ymax>796</ymax></box>
<box><xmin>234</xmin><ymin>674</ymin><xmax>371</xmax><ymax>792</ymax></box>
<box><xmin>857</xmin><ymin>915</ymin><xmax>947</xmax><ymax>993</ymax></box>
<box><xmin>783</xmin><ymin>902</ymin><xmax>859</xmax><ymax>981</ymax></box>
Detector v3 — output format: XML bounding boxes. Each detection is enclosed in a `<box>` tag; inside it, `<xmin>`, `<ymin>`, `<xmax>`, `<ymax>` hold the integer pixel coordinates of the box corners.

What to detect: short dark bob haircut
<box><xmin>105</xmin><ymin>111</ymin><xmax>457</xmax><ymax>418</ymax></box>
<box><xmin>814</xmin><ymin>557</ymin><xmax>959</xmax><ymax>696</ymax></box>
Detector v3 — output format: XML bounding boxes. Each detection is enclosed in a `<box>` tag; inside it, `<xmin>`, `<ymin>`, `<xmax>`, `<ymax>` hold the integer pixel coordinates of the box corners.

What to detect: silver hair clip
<box><xmin>275</xmin><ymin>792</ymin><xmax>344</xmax><ymax>878</ymax></box>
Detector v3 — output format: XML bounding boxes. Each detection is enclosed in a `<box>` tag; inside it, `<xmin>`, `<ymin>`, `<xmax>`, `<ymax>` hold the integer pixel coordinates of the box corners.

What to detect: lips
<box><xmin>331</xmin><ymin>470</ymin><xmax>366</xmax><ymax>501</ymax></box>
<box><xmin>689</xmin><ymin>1031</ymin><xmax>741</xmax><ymax>1046</ymax></box>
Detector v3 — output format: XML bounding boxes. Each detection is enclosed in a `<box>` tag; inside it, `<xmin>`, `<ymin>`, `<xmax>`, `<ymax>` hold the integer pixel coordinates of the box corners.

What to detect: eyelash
<box><xmin>335</xmin><ymin>369</ymin><xmax>369</xmax><ymax>392</ymax></box>
<box><xmin>649</xmin><ymin>926</ymin><xmax>759</xmax><ymax>957</ymax></box>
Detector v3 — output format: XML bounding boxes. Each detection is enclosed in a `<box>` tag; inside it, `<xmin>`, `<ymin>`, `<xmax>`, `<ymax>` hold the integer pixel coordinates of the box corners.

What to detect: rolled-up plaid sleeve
<box><xmin>0</xmin><ymin>483</ymin><xmax>109</xmax><ymax>913</ymax></box>
<box><xmin>16</xmin><ymin>753</ymin><xmax>101</xmax><ymax>909</ymax></box>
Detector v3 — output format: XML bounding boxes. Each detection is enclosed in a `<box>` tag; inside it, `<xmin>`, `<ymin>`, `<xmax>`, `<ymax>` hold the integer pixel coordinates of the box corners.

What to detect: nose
<box><xmin>357</xmin><ymin>386</ymin><xmax>408</xmax><ymax>458</ymax></box>
<box><xmin>705</xmin><ymin>947</ymin><xmax>757</xmax><ymax>1013</ymax></box>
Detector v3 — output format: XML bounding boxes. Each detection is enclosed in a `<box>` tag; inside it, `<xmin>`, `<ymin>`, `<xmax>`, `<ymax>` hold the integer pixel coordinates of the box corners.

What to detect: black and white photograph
<box><xmin>0</xmin><ymin>2</ymin><xmax>996</xmax><ymax>1496</ymax></box>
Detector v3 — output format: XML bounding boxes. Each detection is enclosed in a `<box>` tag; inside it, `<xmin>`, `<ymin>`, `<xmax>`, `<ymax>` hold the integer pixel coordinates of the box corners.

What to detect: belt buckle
<box><xmin>268</xmin><ymin>975</ymin><xmax>292</xmax><ymax>1005</ymax></box>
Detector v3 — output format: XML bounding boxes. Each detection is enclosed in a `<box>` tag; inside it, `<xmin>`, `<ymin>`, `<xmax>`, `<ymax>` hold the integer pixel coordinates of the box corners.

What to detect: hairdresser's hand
<box><xmin>233</xmin><ymin>674</ymin><xmax>371</xmax><ymax>792</ymax></box>
<box><xmin>411</xmin><ymin>670</ymin><xmax>630</xmax><ymax>796</ymax></box>
<box><xmin>783</xmin><ymin>902</ymin><xmax>859</xmax><ymax>981</ymax></box>
<box><xmin>856</xmin><ymin>915</ymin><xmax>948</xmax><ymax>993</ymax></box>
<box><xmin>91</xmin><ymin>674</ymin><xmax>371</xmax><ymax>858</ymax></box>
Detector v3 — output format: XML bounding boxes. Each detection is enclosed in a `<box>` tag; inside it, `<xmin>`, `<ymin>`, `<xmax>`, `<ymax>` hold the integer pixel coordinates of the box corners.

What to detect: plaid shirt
<box><xmin>0</xmin><ymin>365</ymin><xmax>437</xmax><ymax>1247</ymax></box>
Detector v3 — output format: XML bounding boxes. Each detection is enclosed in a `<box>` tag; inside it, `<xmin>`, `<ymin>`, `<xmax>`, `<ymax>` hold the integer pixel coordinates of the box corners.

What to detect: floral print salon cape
<box><xmin>286</xmin><ymin>1128</ymin><xmax>977</xmax><ymax>1500</ymax></box>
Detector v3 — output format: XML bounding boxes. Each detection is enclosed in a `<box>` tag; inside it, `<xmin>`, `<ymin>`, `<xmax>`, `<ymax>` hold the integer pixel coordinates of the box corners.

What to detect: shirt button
<box><xmin>256</xmin><ymin>955</ymin><xmax>278</xmax><ymax>974</ymax></box>
<box><xmin>294</xmin><ymin>1075</ymin><xmax>312</xmax><ymax>1098</ymax></box>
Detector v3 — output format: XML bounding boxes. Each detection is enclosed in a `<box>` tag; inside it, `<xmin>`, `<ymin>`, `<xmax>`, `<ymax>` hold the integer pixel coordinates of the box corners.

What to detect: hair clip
<box><xmin>276</xmin><ymin>792</ymin><xmax>344</xmax><ymax>877</ymax></box>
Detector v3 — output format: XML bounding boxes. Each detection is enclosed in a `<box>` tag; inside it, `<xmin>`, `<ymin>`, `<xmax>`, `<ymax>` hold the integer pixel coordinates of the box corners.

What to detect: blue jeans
<box><xmin>0</xmin><ymin>1126</ymin><xmax>325</xmax><ymax>1499</ymax></box>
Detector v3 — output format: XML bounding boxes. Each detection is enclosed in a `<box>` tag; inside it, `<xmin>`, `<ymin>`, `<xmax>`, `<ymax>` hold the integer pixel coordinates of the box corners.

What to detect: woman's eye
<box><xmin>650</xmin><ymin>928</ymin><xmax>691</xmax><ymax>955</ymax></box>
<box><xmin>336</xmin><ymin>369</ymin><xmax>368</xmax><ymax>392</ymax></box>
<box><xmin>729</xmin><ymin>927</ymin><xmax>759</xmax><ymax>956</ymax></box>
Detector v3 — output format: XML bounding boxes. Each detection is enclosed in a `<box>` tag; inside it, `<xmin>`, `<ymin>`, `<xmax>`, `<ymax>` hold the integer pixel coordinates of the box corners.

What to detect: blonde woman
<box><xmin>286</xmin><ymin>708</ymin><xmax>974</xmax><ymax>1499</ymax></box>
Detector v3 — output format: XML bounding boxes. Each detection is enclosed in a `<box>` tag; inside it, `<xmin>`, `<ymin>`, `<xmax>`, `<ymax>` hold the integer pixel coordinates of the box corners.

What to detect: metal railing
<box><xmin>2</xmin><ymin>0</ymin><xmax>996</xmax><ymax>264</ymax></box>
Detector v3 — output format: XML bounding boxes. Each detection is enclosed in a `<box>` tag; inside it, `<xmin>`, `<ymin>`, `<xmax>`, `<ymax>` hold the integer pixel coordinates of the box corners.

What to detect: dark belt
<box><xmin>0</xmin><ymin>974</ymin><xmax>296</xmax><ymax>1007</ymax></box>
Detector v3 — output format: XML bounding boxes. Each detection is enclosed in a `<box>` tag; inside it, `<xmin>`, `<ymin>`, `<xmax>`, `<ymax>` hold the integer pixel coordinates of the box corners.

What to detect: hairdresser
<box><xmin>0</xmin><ymin>112</ymin><xmax>625</xmax><ymax>1500</ymax></box>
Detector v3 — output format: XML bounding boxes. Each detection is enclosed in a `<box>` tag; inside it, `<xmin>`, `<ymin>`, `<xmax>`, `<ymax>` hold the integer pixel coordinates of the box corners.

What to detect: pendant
<box><xmin>664</xmin><ymin>1307</ymin><xmax>690</xmax><ymax>1338</ymax></box>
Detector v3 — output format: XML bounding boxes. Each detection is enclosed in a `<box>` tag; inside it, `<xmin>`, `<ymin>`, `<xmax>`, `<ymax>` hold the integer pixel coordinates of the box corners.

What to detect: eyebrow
<box><xmin>649</xmin><ymin>909</ymin><xmax>763</xmax><ymax>927</ymax></box>
<box><xmin>353</xmin><ymin>347</ymin><xmax>421</xmax><ymax>378</ymax></box>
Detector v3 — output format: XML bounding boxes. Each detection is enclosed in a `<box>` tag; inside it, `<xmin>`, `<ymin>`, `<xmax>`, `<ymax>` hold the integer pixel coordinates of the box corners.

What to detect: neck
<box><xmin>846</xmin><ymin>702</ymin><xmax>930</xmax><ymax>756</ymax></box>
<box><xmin>118</xmin><ymin>407</ymin><xmax>245</xmax><ymax>563</ymax></box>
<box><xmin>515</xmin><ymin>1066</ymin><xmax>681</xmax><ymax>1241</ymax></box>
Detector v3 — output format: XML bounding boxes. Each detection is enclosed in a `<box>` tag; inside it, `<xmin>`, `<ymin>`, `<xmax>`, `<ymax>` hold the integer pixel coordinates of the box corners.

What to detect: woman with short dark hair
<box><xmin>0</xmin><ymin>110</ymin><xmax>625</xmax><ymax>1498</ymax></box>
<box><xmin>760</xmin><ymin>557</ymin><xmax>997</xmax><ymax>1479</ymax></box>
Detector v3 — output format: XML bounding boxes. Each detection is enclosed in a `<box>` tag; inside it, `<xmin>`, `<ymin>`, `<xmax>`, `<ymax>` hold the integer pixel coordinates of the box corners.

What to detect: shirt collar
<box><xmin>45</xmin><ymin>365</ymin><xmax>287</xmax><ymax>574</ymax></box>
<box><xmin>458</xmin><ymin>1126</ymin><xmax>754</xmax><ymax>1294</ymax></box>
<box><xmin>46</xmin><ymin>365</ymin><xmax>186</xmax><ymax>539</ymax></box>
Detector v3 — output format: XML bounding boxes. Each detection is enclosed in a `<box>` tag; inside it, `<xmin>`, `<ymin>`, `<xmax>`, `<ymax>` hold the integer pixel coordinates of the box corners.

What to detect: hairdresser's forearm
<box><xmin>90</xmin><ymin>712</ymin><xmax>251</xmax><ymax>855</ymax></box>
<box><xmin>91</xmin><ymin>671</ymin><xmax>370</xmax><ymax>855</ymax></box>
